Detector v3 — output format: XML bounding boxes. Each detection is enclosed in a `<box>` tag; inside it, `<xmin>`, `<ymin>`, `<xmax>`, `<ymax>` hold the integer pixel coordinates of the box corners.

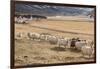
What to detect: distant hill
<box><xmin>15</xmin><ymin>3</ymin><xmax>93</xmax><ymax>16</ymax></box>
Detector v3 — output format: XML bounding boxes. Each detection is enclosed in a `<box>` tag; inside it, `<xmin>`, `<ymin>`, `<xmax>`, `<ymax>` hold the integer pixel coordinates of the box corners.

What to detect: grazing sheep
<box><xmin>39</xmin><ymin>33</ymin><xmax>51</xmax><ymax>41</ymax></box>
<box><xmin>66</xmin><ymin>39</ymin><xmax>72</xmax><ymax>47</ymax></box>
<box><xmin>75</xmin><ymin>40</ymin><xmax>87</xmax><ymax>50</ymax></box>
<box><xmin>15</xmin><ymin>16</ymin><xmax>29</xmax><ymax>24</ymax></box>
<box><xmin>57</xmin><ymin>38</ymin><xmax>68</xmax><ymax>48</ymax></box>
<box><xmin>27</xmin><ymin>32</ymin><xmax>40</xmax><ymax>41</ymax></box>
<box><xmin>47</xmin><ymin>35</ymin><xmax>58</xmax><ymax>44</ymax></box>
<box><xmin>45</xmin><ymin>35</ymin><xmax>51</xmax><ymax>41</ymax></box>
<box><xmin>81</xmin><ymin>45</ymin><xmax>94</xmax><ymax>58</ymax></box>
<box><xmin>40</xmin><ymin>34</ymin><xmax>47</xmax><ymax>41</ymax></box>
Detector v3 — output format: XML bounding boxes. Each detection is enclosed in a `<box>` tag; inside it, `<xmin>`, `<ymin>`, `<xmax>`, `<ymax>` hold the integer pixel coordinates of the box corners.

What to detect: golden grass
<box><xmin>15</xmin><ymin>16</ymin><xmax>95</xmax><ymax>66</ymax></box>
<box><xmin>15</xmin><ymin>39</ymin><xmax>94</xmax><ymax>66</ymax></box>
<box><xmin>15</xmin><ymin>19</ymin><xmax>94</xmax><ymax>40</ymax></box>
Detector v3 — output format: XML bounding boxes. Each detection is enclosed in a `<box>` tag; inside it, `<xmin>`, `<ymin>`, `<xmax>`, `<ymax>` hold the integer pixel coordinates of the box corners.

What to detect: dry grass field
<box><xmin>14</xmin><ymin>16</ymin><xmax>95</xmax><ymax>66</ymax></box>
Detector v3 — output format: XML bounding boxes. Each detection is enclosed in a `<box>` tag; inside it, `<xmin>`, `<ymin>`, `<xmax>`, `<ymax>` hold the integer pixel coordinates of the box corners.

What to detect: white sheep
<box><xmin>75</xmin><ymin>40</ymin><xmax>87</xmax><ymax>51</ymax></box>
<box><xmin>27</xmin><ymin>32</ymin><xmax>40</xmax><ymax>41</ymax></box>
<box><xmin>47</xmin><ymin>35</ymin><xmax>58</xmax><ymax>44</ymax></box>
<box><xmin>15</xmin><ymin>32</ymin><xmax>23</xmax><ymax>40</ymax></box>
<box><xmin>57</xmin><ymin>38</ymin><xmax>68</xmax><ymax>48</ymax></box>
<box><xmin>40</xmin><ymin>34</ymin><xmax>47</xmax><ymax>41</ymax></box>
<box><xmin>81</xmin><ymin>45</ymin><xmax>94</xmax><ymax>58</ymax></box>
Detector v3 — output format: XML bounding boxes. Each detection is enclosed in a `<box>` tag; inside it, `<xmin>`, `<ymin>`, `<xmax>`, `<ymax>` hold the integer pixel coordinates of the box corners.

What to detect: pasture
<box><xmin>14</xmin><ymin>16</ymin><xmax>95</xmax><ymax>66</ymax></box>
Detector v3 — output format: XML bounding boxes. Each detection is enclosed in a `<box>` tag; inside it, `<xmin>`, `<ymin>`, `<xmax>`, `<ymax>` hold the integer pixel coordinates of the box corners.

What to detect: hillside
<box><xmin>15</xmin><ymin>3</ymin><xmax>93</xmax><ymax>16</ymax></box>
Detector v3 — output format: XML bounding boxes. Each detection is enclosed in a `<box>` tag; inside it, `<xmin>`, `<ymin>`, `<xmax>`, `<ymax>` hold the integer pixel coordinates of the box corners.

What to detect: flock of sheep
<box><xmin>15</xmin><ymin>32</ymin><xmax>95</xmax><ymax>58</ymax></box>
<box><xmin>14</xmin><ymin>16</ymin><xmax>32</xmax><ymax>24</ymax></box>
<box><xmin>14</xmin><ymin>15</ymin><xmax>47</xmax><ymax>24</ymax></box>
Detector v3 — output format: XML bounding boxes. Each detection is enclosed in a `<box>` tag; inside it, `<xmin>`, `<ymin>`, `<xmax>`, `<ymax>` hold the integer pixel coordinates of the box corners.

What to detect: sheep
<box><xmin>21</xmin><ymin>17</ymin><xmax>29</xmax><ymax>24</ymax></box>
<box><xmin>81</xmin><ymin>45</ymin><xmax>94</xmax><ymax>58</ymax></box>
<box><xmin>75</xmin><ymin>40</ymin><xmax>87</xmax><ymax>51</ymax></box>
<box><xmin>57</xmin><ymin>38</ymin><xmax>68</xmax><ymax>48</ymax></box>
<box><xmin>15</xmin><ymin>32</ymin><xmax>23</xmax><ymax>40</ymax></box>
<box><xmin>45</xmin><ymin>35</ymin><xmax>52</xmax><ymax>41</ymax></box>
<box><xmin>15</xmin><ymin>16</ymin><xmax>29</xmax><ymax>24</ymax></box>
<box><xmin>40</xmin><ymin>34</ymin><xmax>47</xmax><ymax>41</ymax></box>
<box><xmin>27</xmin><ymin>32</ymin><xmax>40</xmax><ymax>41</ymax></box>
<box><xmin>15</xmin><ymin>17</ymin><xmax>18</xmax><ymax>23</ymax></box>
<box><xmin>39</xmin><ymin>33</ymin><xmax>51</xmax><ymax>42</ymax></box>
<box><xmin>47</xmin><ymin>35</ymin><xmax>58</xmax><ymax>44</ymax></box>
<box><xmin>18</xmin><ymin>18</ymin><xmax>27</xmax><ymax>24</ymax></box>
<box><xmin>16</xmin><ymin>16</ymin><xmax>24</xmax><ymax>24</ymax></box>
<box><xmin>15</xmin><ymin>17</ymin><xmax>22</xmax><ymax>24</ymax></box>
<box><xmin>86</xmin><ymin>40</ymin><xmax>94</xmax><ymax>47</ymax></box>
<box><xmin>63</xmin><ymin>38</ymin><xmax>72</xmax><ymax>48</ymax></box>
<box><xmin>70</xmin><ymin>38</ymin><xmax>76</xmax><ymax>48</ymax></box>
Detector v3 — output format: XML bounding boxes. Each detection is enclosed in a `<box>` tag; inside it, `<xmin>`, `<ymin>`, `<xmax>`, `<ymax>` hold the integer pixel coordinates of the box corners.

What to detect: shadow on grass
<box><xmin>50</xmin><ymin>47</ymin><xmax>66</xmax><ymax>51</ymax></box>
<box><xmin>69</xmin><ymin>48</ymin><xmax>81</xmax><ymax>53</ymax></box>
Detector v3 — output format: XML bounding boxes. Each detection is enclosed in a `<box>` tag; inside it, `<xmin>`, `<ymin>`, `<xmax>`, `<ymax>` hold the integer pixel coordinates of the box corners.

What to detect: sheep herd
<box><xmin>14</xmin><ymin>15</ymin><xmax>47</xmax><ymax>24</ymax></box>
<box><xmin>15</xmin><ymin>32</ymin><xmax>95</xmax><ymax>58</ymax></box>
<box><xmin>15</xmin><ymin>16</ymin><xmax>32</xmax><ymax>24</ymax></box>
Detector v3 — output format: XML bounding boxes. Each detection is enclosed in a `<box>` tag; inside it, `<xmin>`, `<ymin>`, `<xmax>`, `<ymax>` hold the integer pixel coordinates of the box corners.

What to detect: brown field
<box><xmin>14</xmin><ymin>16</ymin><xmax>95</xmax><ymax>66</ymax></box>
